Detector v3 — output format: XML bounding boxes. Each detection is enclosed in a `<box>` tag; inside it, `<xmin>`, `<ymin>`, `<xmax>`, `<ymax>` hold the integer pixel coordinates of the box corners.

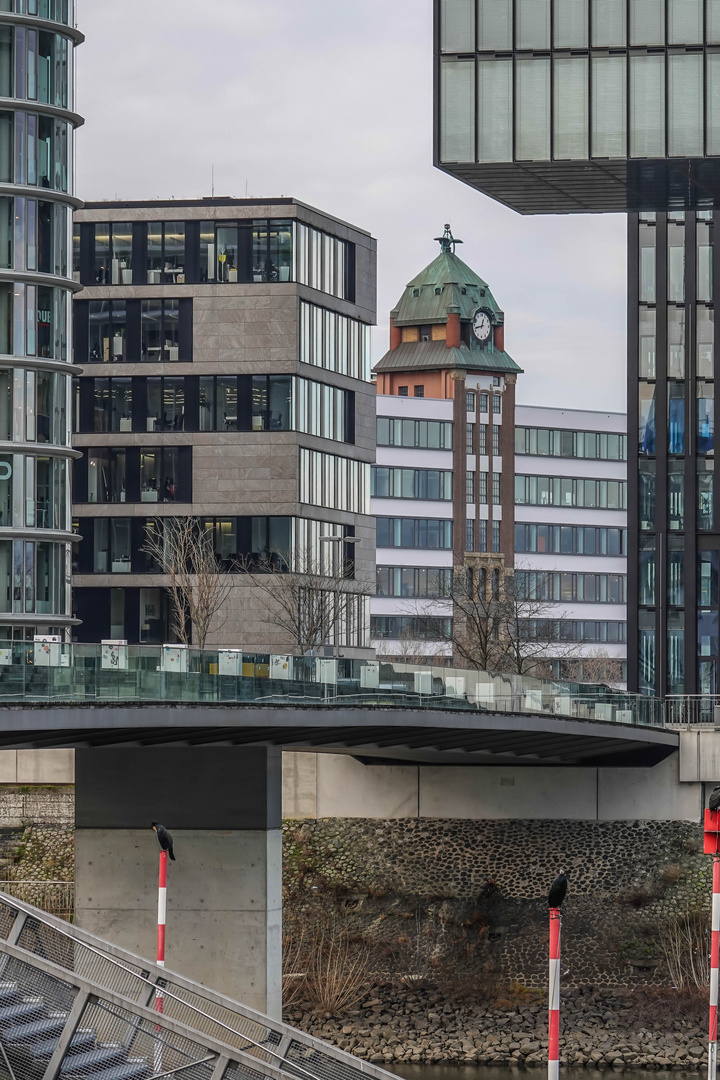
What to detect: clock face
<box><xmin>472</xmin><ymin>309</ymin><xmax>492</xmax><ymax>343</ymax></box>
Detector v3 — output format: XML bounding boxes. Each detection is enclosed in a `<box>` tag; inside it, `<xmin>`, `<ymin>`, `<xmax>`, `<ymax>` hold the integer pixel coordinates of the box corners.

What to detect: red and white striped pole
<box><xmin>155</xmin><ymin>850</ymin><xmax>167</xmax><ymax>1074</ymax></box>
<box><xmin>709</xmin><ymin>857</ymin><xmax>720</xmax><ymax>1080</ymax></box>
<box><xmin>549</xmin><ymin>907</ymin><xmax>562</xmax><ymax>1080</ymax></box>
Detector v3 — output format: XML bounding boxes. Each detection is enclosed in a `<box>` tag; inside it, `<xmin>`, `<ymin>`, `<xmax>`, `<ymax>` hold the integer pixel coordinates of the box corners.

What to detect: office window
<box><xmin>630</xmin><ymin>55</ymin><xmax>665</xmax><ymax>157</ymax></box>
<box><xmin>639</xmin><ymin>221</ymin><xmax>656</xmax><ymax>302</ymax></box>
<box><xmin>492</xmin><ymin>472</ymin><xmax>501</xmax><ymax>504</ymax></box>
<box><xmin>466</xmin><ymin>520</ymin><xmax>475</xmax><ymax>551</ymax></box>
<box><xmin>668</xmin><ymin>0</ymin><xmax>702</xmax><ymax>43</ymax></box>
<box><xmin>516</xmin><ymin>0</ymin><xmax>549</xmax><ymax>48</ymax></box>
<box><xmin>668</xmin><ymin>307</ymin><xmax>685</xmax><ymax>377</ymax></box>
<box><xmin>516</xmin><ymin>58</ymin><xmax>550</xmax><ymax>161</ymax></box>
<box><xmin>295</xmin><ymin>222</ymin><xmax>351</xmax><ymax>299</ymax></box>
<box><xmin>414</xmin><ymin>385</ymin><xmax>424</xmax><ymax>398</ymax></box>
<box><xmin>376</xmin><ymin>417</ymin><xmax>453</xmax><ymax>449</ymax></box>
<box><xmin>478</xmin><ymin>472</ymin><xmax>488</xmax><ymax>503</ymax></box>
<box><xmin>478</xmin><ymin>59</ymin><xmax>513</xmax><ymax>162</ymax></box>
<box><xmin>515</xmin><ymin>523</ymin><xmax>627</xmax><ymax>556</ymax></box>
<box><xmin>669</xmin><ymin>54</ymin><xmax>703</xmax><ymax>157</ymax></box>
<box><xmin>300</xmin><ymin>448</ymin><xmax>370</xmax><ymax>513</ymax></box>
<box><xmin>440</xmin><ymin>0</ymin><xmax>475</xmax><ymax>51</ymax></box>
<box><xmin>477</xmin><ymin>520</ymin><xmax>487</xmax><ymax>552</ymax></box>
<box><xmin>370</xmin><ymin>616</ymin><xmax>452</xmax><ymax>641</ymax></box>
<box><xmin>639</xmin><ymin>307</ymin><xmax>656</xmax><ymax>378</ymax></box>
<box><xmin>478</xmin><ymin>0</ymin><xmax>512</xmax><ymax>49</ymax></box>
<box><xmin>491</xmin><ymin>520</ymin><xmax>500</xmax><ymax>552</ymax></box>
<box><xmin>554</xmin><ymin>0</ymin><xmax>587</xmax><ymax>46</ymax></box>
<box><xmin>141</xmin><ymin>299</ymin><xmax>178</xmax><ymax>362</ymax></box>
<box><xmin>376</xmin><ymin>566</ymin><xmax>453</xmax><ymax>599</ymax></box>
<box><xmin>515</xmin><ymin>474</ymin><xmax>627</xmax><ymax>509</ymax></box>
<box><xmin>376</xmin><ymin>518</ymin><xmax>453</xmax><ymax>549</ymax></box>
<box><xmin>299</xmin><ymin>301</ymin><xmax>371</xmax><ymax>381</ymax></box>
<box><xmin>630</xmin><ymin>0</ymin><xmax>664</xmax><ymax>44</ymax></box>
<box><xmin>669</xmin><ymin>382</ymin><xmax>685</xmax><ymax>454</ymax></box>
<box><xmin>398</xmin><ymin>386</ymin><xmax>408</xmax><ymax>397</ymax></box>
<box><xmin>478</xmin><ymin>424</ymin><xmax>487</xmax><ymax>454</ymax></box>
<box><xmin>440</xmin><ymin>60</ymin><xmax>475</xmax><ymax>163</ymax></box>
<box><xmin>639</xmin><ymin>460</ymin><xmax>655</xmax><ymax>530</ymax></box>
<box><xmin>554</xmin><ymin>57</ymin><xmax>588</xmax><ymax>160</ymax></box>
<box><xmin>466</xmin><ymin>423</ymin><xmax>474</xmax><ymax>454</ymax></box>
<box><xmin>492</xmin><ymin>424</ymin><xmax>500</xmax><ymax>454</ymax></box>
<box><xmin>592</xmin><ymin>55</ymin><xmax>626</xmax><ymax>158</ymax></box>
<box><xmin>592</xmin><ymin>0</ymin><xmax>626</xmax><ymax>46</ymax></box>
<box><xmin>146</xmin><ymin>377</ymin><xmax>185</xmax><ymax>433</ymax></box>
<box><xmin>479</xmin><ymin>392</ymin><xmax>489</xmax><ymax>412</ymax></box>
<box><xmin>467</xmin><ymin>391</ymin><xmax>475</xmax><ymax>412</ymax></box>
<box><xmin>492</xmin><ymin>394</ymin><xmax>501</xmax><ymax>414</ymax></box>
<box><xmin>708</xmin><ymin>55</ymin><xmax>720</xmax><ymax>155</ymax></box>
<box><xmin>466</xmin><ymin>472</ymin><xmax>475</xmax><ymax>502</ymax></box>
<box><xmin>698</xmin><ymin>225</ymin><xmax>713</xmax><ymax>304</ymax></box>
<box><xmin>147</xmin><ymin>221</ymin><xmax>185</xmax><ymax>284</ymax></box>
<box><xmin>372</xmin><ymin>467</ymin><xmax>453</xmax><ymax>501</ymax></box>
<box><xmin>639</xmin><ymin>382</ymin><xmax>656</xmax><ymax>454</ymax></box>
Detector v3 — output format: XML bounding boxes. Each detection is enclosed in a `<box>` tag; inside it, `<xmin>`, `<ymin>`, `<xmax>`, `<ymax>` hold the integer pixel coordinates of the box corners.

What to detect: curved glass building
<box><xmin>0</xmin><ymin>0</ymin><xmax>82</xmax><ymax>641</ymax></box>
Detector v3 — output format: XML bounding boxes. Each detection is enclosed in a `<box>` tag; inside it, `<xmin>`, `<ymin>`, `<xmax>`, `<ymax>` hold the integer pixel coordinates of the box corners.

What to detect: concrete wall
<box><xmin>0</xmin><ymin>750</ymin><xmax>74</xmax><ymax>785</ymax></box>
<box><xmin>282</xmin><ymin>749</ymin><xmax>701</xmax><ymax>822</ymax></box>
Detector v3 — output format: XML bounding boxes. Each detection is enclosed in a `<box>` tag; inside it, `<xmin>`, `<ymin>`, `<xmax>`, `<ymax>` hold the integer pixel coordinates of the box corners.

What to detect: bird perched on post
<box><xmin>548</xmin><ymin>869</ymin><xmax>568</xmax><ymax>908</ymax></box>
<box><xmin>710</xmin><ymin>786</ymin><xmax>720</xmax><ymax>813</ymax></box>
<box><xmin>151</xmin><ymin>822</ymin><xmax>176</xmax><ymax>861</ymax></box>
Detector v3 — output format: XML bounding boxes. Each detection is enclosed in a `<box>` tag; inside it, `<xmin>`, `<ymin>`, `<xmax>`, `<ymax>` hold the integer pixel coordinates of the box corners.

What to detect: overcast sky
<box><xmin>75</xmin><ymin>0</ymin><xmax>627</xmax><ymax>413</ymax></box>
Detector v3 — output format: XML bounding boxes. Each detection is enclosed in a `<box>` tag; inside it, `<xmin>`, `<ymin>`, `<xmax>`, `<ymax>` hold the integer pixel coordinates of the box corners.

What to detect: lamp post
<box><xmin>319</xmin><ymin>535</ymin><xmax>361</xmax><ymax>664</ymax></box>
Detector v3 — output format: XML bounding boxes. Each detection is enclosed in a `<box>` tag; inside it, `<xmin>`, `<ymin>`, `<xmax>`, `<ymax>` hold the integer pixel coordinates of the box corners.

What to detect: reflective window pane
<box><xmin>592</xmin><ymin>55</ymin><xmax>626</xmax><ymax>158</ymax></box>
<box><xmin>478</xmin><ymin>0</ymin><xmax>512</xmax><ymax>49</ymax></box>
<box><xmin>478</xmin><ymin>60</ymin><xmax>512</xmax><ymax>162</ymax></box>
<box><xmin>440</xmin><ymin>62</ymin><xmax>475</xmax><ymax>163</ymax></box>
<box><xmin>668</xmin><ymin>54</ymin><xmax>703</xmax><ymax>157</ymax></box>
<box><xmin>554</xmin><ymin>57</ymin><xmax>588</xmax><ymax>160</ymax></box>
<box><xmin>440</xmin><ymin>0</ymin><xmax>475</xmax><ymax>51</ymax></box>
<box><xmin>554</xmin><ymin>0</ymin><xmax>588</xmax><ymax>46</ymax></box>
<box><xmin>668</xmin><ymin>0</ymin><xmax>702</xmax><ymax>43</ymax></box>
<box><xmin>516</xmin><ymin>58</ymin><xmax>550</xmax><ymax>161</ymax></box>
<box><xmin>630</xmin><ymin>55</ymin><xmax>665</xmax><ymax>157</ymax></box>
<box><xmin>630</xmin><ymin>0</ymin><xmax>665</xmax><ymax>44</ymax></box>
<box><xmin>592</xmin><ymin>0</ymin><xmax>626</xmax><ymax>45</ymax></box>
<box><xmin>516</xmin><ymin>0</ymin><xmax>550</xmax><ymax>48</ymax></box>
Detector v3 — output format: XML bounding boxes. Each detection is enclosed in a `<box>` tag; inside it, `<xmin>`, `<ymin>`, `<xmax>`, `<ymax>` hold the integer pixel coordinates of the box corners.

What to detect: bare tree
<box><xmin>374</xmin><ymin>623</ymin><xmax>438</xmax><ymax>667</ymax></box>
<box><xmin>566</xmin><ymin>648</ymin><xmax>625</xmax><ymax>687</ymax></box>
<box><xmin>242</xmin><ymin>549</ymin><xmax>369</xmax><ymax>657</ymax></box>
<box><xmin>142</xmin><ymin>517</ymin><xmax>233</xmax><ymax>648</ymax></box>
<box><xmin>446</xmin><ymin>560</ymin><xmax>580</xmax><ymax>676</ymax></box>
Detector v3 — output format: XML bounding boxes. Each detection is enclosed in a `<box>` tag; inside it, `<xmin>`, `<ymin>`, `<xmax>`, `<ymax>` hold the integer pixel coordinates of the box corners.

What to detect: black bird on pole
<box><xmin>151</xmin><ymin>822</ymin><xmax>176</xmax><ymax>861</ymax></box>
<box><xmin>548</xmin><ymin>869</ymin><xmax>568</xmax><ymax>908</ymax></box>
<box><xmin>710</xmin><ymin>786</ymin><xmax>720</xmax><ymax>813</ymax></box>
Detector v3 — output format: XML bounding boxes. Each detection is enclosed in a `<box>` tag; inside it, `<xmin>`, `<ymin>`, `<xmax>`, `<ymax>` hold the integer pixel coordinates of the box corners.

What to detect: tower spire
<box><xmin>434</xmin><ymin>223</ymin><xmax>463</xmax><ymax>254</ymax></box>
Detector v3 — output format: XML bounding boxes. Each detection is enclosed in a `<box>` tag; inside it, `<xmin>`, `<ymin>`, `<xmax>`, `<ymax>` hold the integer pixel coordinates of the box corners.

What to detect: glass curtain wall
<box><xmin>0</xmin><ymin>5</ymin><xmax>78</xmax><ymax>636</ymax></box>
<box><xmin>631</xmin><ymin>209</ymin><xmax>717</xmax><ymax>696</ymax></box>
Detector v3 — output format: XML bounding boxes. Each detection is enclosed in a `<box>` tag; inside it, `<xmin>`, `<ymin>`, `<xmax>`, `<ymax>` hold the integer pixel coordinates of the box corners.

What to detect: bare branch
<box><xmin>142</xmin><ymin>517</ymin><xmax>233</xmax><ymax>649</ymax></box>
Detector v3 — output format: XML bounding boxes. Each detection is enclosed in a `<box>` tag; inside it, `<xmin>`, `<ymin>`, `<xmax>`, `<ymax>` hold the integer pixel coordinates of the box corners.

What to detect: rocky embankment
<box><xmin>287</xmin><ymin>987</ymin><xmax>710</xmax><ymax>1070</ymax></box>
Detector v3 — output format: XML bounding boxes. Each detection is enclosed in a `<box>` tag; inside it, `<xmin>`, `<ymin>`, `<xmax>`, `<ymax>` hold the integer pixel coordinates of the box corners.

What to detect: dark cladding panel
<box><xmin>75</xmin><ymin>746</ymin><xmax>282</xmax><ymax>830</ymax></box>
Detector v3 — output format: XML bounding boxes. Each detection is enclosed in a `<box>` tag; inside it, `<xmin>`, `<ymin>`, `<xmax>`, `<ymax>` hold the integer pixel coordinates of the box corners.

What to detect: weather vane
<box><xmin>434</xmin><ymin>223</ymin><xmax>463</xmax><ymax>254</ymax></box>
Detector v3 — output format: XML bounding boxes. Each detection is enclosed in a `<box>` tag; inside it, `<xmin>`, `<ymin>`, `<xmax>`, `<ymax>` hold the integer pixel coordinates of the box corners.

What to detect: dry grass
<box><xmin>659</xmin><ymin>910</ymin><xmax>710</xmax><ymax>990</ymax></box>
<box><xmin>283</xmin><ymin>907</ymin><xmax>371</xmax><ymax>1015</ymax></box>
<box><xmin>626</xmin><ymin>986</ymin><xmax>706</xmax><ymax>1026</ymax></box>
<box><xmin>661</xmin><ymin>864</ymin><xmax>682</xmax><ymax>884</ymax></box>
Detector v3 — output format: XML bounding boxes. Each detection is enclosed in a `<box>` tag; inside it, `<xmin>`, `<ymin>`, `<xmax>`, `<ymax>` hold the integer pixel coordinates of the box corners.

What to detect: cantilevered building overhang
<box><xmin>435</xmin><ymin>0</ymin><xmax>720</xmax><ymax>215</ymax></box>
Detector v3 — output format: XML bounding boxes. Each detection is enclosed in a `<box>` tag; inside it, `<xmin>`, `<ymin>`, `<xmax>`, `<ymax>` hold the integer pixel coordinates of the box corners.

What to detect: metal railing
<box><xmin>0</xmin><ymin>882</ymin><xmax>74</xmax><ymax>920</ymax></box>
<box><xmin>665</xmin><ymin>695</ymin><xmax>720</xmax><ymax>727</ymax></box>
<box><xmin>0</xmin><ymin>890</ymin><xmax>399</xmax><ymax>1080</ymax></box>
<box><xmin>0</xmin><ymin>641</ymin><xmax>663</xmax><ymax>727</ymax></box>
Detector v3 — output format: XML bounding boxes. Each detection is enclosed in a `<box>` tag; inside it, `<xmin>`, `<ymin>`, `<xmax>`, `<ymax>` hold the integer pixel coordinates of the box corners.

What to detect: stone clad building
<box><xmin>70</xmin><ymin>198</ymin><xmax>376</xmax><ymax>651</ymax></box>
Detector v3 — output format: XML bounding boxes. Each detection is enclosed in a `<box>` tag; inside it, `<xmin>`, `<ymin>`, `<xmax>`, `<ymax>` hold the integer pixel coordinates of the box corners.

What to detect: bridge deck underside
<box><xmin>0</xmin><ymin>706</ymin><xmax>679</xmax><ymax>766</ymax></box>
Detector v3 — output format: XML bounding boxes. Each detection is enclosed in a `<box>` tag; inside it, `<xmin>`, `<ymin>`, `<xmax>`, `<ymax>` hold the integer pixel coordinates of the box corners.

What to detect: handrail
<box><xmin>0</xmin><ymin>891</ymin><xmax>389</xmax><ymax>1080</ymax></box>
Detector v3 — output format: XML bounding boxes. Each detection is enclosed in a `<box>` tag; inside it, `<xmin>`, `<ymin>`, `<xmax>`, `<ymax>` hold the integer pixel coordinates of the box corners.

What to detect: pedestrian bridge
<box><xmin>0</xmin><ymin>890</ymin><xmax>397</xmax><ymax>1080</ymax></box>
<box><xmin>0</xmin><ymin>642</ymin><xmax>674</xmax><ymax>768</ymax></box>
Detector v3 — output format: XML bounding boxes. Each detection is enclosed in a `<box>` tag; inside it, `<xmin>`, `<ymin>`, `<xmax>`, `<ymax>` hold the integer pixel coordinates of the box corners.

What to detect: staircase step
<box><xmin>0</xmin><ymin>998</ymin><xmax>47</xmax><ymax>1029</ymax></box>
<box><xmin>71</xmin><ymin>1061</ymin><xmax>153</xmax><ymax>1080</ymax></box>
<box><xmin>59</xmin><ymin>1044</ymin><xmax>126</xmax><ymax>1075</ymax></box>
<box><xmin>3</xmin><ymin>1012</ymin><xmax>67</xmax><ymax>1042</ymax></box>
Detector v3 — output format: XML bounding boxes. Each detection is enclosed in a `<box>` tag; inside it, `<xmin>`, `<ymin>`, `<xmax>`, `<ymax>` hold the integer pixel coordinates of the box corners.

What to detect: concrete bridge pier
<box><xmin>73</xmin><ymin>745</ymin><xmax>282</xmax><ymax>1016</ymax></box>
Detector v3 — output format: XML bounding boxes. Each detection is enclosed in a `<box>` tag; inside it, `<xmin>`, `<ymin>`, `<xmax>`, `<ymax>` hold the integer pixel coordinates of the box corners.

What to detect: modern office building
<box><xmin>0</xmin><ymin>1</ymin><xmax>81</xmax><ymax>642</ymax></box>
<box><xmin>434</xmin><ymin>0</ymin><xmax>720</xmax><ymax>696</ymax></box>
<box><xmin>70</xmin><ymin>199</ymin><xmax>376</xmax><ymax>652</ymax></box>
<box><xmin>515</xmin><ymin>403</ymin><xmax>627</xmax><ymax>680</ymax></box>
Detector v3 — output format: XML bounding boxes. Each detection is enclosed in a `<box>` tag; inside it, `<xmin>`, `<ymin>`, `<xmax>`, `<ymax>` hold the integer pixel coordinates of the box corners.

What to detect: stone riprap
<box><xmin>287</xmin><ymin>986</ymin><xmax>710</xmax><ymax>1070</ymax></box>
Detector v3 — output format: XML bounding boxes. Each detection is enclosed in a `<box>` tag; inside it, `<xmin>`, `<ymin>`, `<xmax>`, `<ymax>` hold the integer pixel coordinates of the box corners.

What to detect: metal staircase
<box><xmin>0</xmin><ymin>893</ymin><xmax>398</xmax><ymax>1080</ymax></box>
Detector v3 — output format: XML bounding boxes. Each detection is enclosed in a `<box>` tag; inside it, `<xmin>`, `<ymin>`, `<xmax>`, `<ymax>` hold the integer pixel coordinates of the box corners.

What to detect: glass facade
<box><xmin>515</xmin><ymin>474</ymin><xmax>627</xmax><ymax>508</ymax></box>
<box><xmin>631</xmin><ymin>209</ymin><xmax>720</xmax><ymax>695</ymax></box>
<box><xmin>0</xmin><ymin>5</ymin><xmax>78</xmax><ymax>635</ymax></box>
<box><xmin>436</xmin><ymin>0</ymin><xmax>720</xmax><ymax>211</ymax></box>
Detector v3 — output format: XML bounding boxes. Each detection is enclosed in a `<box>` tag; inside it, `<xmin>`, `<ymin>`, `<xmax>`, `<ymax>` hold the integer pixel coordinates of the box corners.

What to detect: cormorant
<box><xmin>548</xmin><ymin>869</ymin><xmax>568</xmax><ymax>908</ymax></box>
<box><xmin>710</xmin><ymin>786</ymin><xmax>720</xmax><ymax>813</ymax></box>
<box><xmin>151</xmin><ymin>822</ymin><xmax>176</xmax><ymax>861</ymax></box>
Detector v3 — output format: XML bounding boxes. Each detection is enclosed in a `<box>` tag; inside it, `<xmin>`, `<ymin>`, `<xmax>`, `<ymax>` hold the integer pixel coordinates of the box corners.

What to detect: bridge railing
<box><xmin>0</xmin><ymin>891</ymin><xmax>399</xmax><ymax>1080</ymax></box>
<box><xmin>0</xmin><ymin>641</ymin><xmax>663</xmax><ymax>726</ymax></box>
<box><xmin>665</xmin><ymin>695</ymin><xmax>720</xmax><ymax>726</ymax></box>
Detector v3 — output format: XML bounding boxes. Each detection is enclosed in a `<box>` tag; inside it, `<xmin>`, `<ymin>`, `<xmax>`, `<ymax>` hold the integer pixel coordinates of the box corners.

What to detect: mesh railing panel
<box><xmin>149</xmin><ymin>981</ymin><xmax>282</xmax><ymax>1064</ymax></box>
<box><xmin>0</xmin><ymin>906</ymin><xmax>17</xmax><ymax>944</ymax></box>
<box><xmin>0</xmin><ymin>954</ymin><xmax>74</xmax><ymax>1080</ymax></box>
<box><xmin>16</xmin><ymin>917</ymin><xmax>147</xmax><ymax>1002</ymax></box>
<box><xmin>65</xmin><ymin>996</ymin><xmax>216</xmax><ymax>1080</ymax></box>
<box><xmin>284</xmin><ymin>1041</ymin><xmax>374</xmax><ymax>1080</ymax></box>
<box><xmin>223</xmin><ymin>1063</ymin><xmax>268</xmax><ymax>1080</ymax></box>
